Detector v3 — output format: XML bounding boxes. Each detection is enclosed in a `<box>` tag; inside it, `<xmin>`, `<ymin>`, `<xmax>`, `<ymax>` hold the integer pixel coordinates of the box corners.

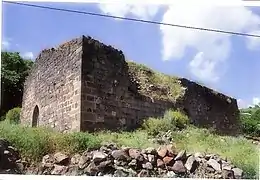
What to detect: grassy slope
<box><xmin>0</xmin><ymin>122</ymin><xmax>258</xmax><ymax>178</ymax></box>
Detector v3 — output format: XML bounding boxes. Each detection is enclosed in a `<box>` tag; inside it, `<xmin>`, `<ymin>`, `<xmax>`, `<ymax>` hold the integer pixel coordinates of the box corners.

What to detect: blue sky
<box><xmin>2</xmin><ymin>2</ymin><xmax>260</xmax><ymax>108</ymax></box>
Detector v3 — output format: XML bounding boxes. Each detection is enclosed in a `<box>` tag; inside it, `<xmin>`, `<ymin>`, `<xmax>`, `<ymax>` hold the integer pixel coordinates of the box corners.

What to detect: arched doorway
<box><xmin>32</xmin><ymin>105</ymin><xmax>39</xmax><ymax>127</ymax></box>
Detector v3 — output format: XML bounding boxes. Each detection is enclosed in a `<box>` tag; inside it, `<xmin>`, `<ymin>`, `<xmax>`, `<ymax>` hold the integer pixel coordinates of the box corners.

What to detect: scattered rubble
<box><xmin>0</xmin><ymin>139</ymin><xmax>245</xmax><ymax>178</ymax></box>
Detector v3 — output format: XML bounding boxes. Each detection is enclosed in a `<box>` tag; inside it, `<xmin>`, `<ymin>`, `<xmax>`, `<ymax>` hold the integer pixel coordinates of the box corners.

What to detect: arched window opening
<box><xmin>32</xmin><ymin>105</ymin><xmax>39</xmax><ymax>127</ymax></box>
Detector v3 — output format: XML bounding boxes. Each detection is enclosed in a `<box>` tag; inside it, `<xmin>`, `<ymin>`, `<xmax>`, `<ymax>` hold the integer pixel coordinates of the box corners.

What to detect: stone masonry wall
<box><xmin>20</xmin><ymin>38</ymin><xmax>83</xmax><ymax>132</ymax></box>
<box><xmin>80</xmin><ymin>36</ymin><xmax>239</xmax><ymax>135</ymax></box>
<box><xmin>21</xmin><ymin>35</ymin><xmax>240</xmax><ymax>135</ymax></box>
<box><xmin>179</xmin><ymin>78</ymin><xmax>240</xmax><ymax>135</ymax></box>
<box><xmin>80</xmin><ymin>36</ymin><xmax>177</xmax><ymax>131</ymax></box>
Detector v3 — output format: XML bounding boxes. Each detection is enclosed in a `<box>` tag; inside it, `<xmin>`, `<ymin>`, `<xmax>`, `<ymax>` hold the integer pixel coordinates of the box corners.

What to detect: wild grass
<box><xmin>95</xmin><ymin>130</ymin><xmax>160</xmax><ymax>149</ymax></box>
<box><xmin>142</xmin><ymin>109</ymin><xmax>189</xmax><ymax>136</ymax></box>
<box><xmin>127</xmin><ymin>61</ymin><xmax>185</xmax><ymax>101</ymax></box>
<box><xmin>0</xmin><ymin>121</ymin><xmax>101</xmax><ymax>161</ymax></box>
<box><xmin>0</xmin><ymin>109</ymin><xmax>258</xmax><ymax>178</ymax></box>
<box><xmin>171</xmin><ymin>126</ymin><xmax>259</xmax><ymax>178</ymax></box>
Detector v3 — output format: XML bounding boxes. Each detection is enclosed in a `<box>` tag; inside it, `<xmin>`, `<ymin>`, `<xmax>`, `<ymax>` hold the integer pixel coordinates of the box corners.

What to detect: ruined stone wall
<box><xmin>179</xmin><ymin>78</ymin><xmax>240</xmax><ymax>135</ymax></box>
<box><xmin>20</xmin><ymin>38</ymin><xmax>83</xmax><ymax>132</ymax></box>
<box><xmin>80</xmin><ymin>36</ymin><xmax>176</xmax><ymax>131</ymax></box>
<box><xmin>80</xmin><ymin>36</ymin><xmax>239</xmax><ymax>135</ymax></box>
<box><xmin>21</xmin><ymin>35</ymin><xmax>240</xmax><ymax>135</ymax></box>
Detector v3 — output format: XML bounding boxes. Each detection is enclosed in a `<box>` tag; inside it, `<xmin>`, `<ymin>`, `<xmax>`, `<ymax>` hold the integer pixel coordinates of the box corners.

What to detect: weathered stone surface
<box><xmin>185</xmin><ymin>155</ymin><xmax>197</xmax><ymax>172</ymax></box>
<box><xmin>20</xmin><ymin>35</ymin><xmax>240</xmax><ymax>135</ymax></box>
<box><xmin>142</xmin><ymin>162</ymin><xmax>153</xmax><ymax>170</ymax></box>
<box><xmin>232</xmin><ymin>167</ymin><xmax>243</xmax><ymax>179</ymax></box>
<box><xmin>70</xmin><ymin>154</ymin><xmax>81</xmax><ymax>165</ymax></box>
<box><xmin>157</xmin><ymin>159</ymin><xmax>164</xmax><ymax>168</ymax></box>
<box><xmin>51</xmin><ymin>165</ymin><xmax>68</xmax><ymax>175</ymax></box>
<box><xmin>222</xmin><ymin>169</ymin><xmax>235</xmax><ymax>179</ymax></box>
<box><xmin>53</xmin><ymin>152</ymin><xmax>69</xmax><ymax>165</ymax></box>
<box><xmin>128</xmin><ymin>149</ymin><xmax>143</xmax><ymax>161</ymax></box>
<box><xmin>171</xmin><ymin>160</ymin><xmax>186</xmax><ymax>174</ymax></box>
<box><xmin>157</xmin><ymin>146</ymin><xmax>168</xmax><ymax>158</ymax></box>
<box><xmin>222</xmin><ymin>160</ymin><xmax>233</xmax><ymax>171</ymax></box>
<box><xmin>147</xmin><ymin>154</ymin><xmax>155</xmax><ymax>164</ymax></box>
<box><xmin>207</xmin><ymin>159</ymin><xmax>221</xmax><ymax>171</ymax></box>
<box><xmin>128</xmin><ymin>159</ymin><xmax>137</xmax><ymax>166</ymax></box>
<box><xmin>84</xmin><ymin>162</ymin><xmax>98</xmax><ymax>175</ymax></box>
<box><xmin>78</xmin><ymin>154</ymin><xmax>91</xmax><ymax>169</ymax></box>
<box><xmin>97</xmin><ymin>160</ymin><xmax>112</xmax><ymax>170</ymax></box>
<box><xmin>111</xmin><ymin>150</ymin><xmax>129</xmax><ymax>161</ymax></box>
<box><xmin>0</xmin><ymin>139</ymin><xmax>21</xmax><ymax>173</ymax></box>
<box><xmin>174</xmin><ymin>150</ymin><xmax>186</xmax><ymax>161</ymax></box>
<box><xmin>92</xmin><ymin>151</ymin><xmax>107</xmax><ymax>162</ymax></box>
<box><xmin>163</xmin><ymin>156</ymin><xmax>174</xmax><ymax>166</ymax></box>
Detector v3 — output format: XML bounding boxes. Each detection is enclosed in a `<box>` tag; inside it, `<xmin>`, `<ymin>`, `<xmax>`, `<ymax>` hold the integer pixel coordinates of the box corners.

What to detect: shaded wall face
<box><xmin>80</xmin><ymin>38</ymin><xmax>176</xmax><ymax>132</ymax></box>
<box><xmin>20</xmin><ymin>39</ymin><xmax>83</xmax><ymax>132</ymax></box>
<box><xmin>181</xmin><ymin>80</ymin><xmax>240</xmax><ymax>135</ymax></box>
<box><xmin>80</xmin><ymin>38</ymin><xmax>240</xmax><ymax>135</ymax></box>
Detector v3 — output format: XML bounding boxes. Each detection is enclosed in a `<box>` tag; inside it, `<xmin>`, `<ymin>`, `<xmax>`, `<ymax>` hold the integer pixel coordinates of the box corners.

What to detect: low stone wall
<box><xmin>0</xmin><ymin>139</ymin><xmax>244</xmax><ymax>179</ymax></box>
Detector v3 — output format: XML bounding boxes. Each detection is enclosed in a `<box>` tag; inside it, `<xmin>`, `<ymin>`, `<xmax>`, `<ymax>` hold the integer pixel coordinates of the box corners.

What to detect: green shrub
<box><xmin>142</xmin><ymin>117</ymin><xmax>173</xmax><ymax>136</ymax></box>
<box><xmin>163</xmin><ymin>109</ymin><xmax>189</xmax><ymax>129</ymax></box>
<box><xmin>240</xmin><ymin>109</ymin><xmax>260</xmax><ymax>136</ymax></box>
<box><xmin>5</xmin><ymin>107</ymin><xmax>21</xmax><ymax>124</ymax></box>
<box><xmin>142</xmin><ymin>109</ymin><xmax>189</xmax><ymax>136</ymax></box>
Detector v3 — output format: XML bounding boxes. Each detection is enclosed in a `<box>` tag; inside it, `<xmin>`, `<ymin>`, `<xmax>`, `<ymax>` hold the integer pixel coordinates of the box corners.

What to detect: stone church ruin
<box><xmin>20</xmin><ymin>35</ymin><xmax>240</xmax><ymax>135</ymax></box>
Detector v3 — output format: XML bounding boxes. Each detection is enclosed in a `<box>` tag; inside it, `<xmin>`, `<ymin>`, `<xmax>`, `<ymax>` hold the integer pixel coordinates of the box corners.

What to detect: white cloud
<box><xmin>1</xmin><ymin>40</ymin><xmax>10</xmax><ymax>50</ymax></box>
<box><xmin>96</xmin><ymin>2</ymin><xmax>260</xmax><ymax>83</ymax></box>
<box><xmin>252</xmin><ymin>97</ymin><xmax>260</xmax><ymax>106</ymax></box>
<box><xmin>237</xmin><ymin>99</ymin><xmax>248</xmax><ymax>109</ymax></box>
<box><xmin>21</xmin><ymin>52</ymin><xmax>34</xmax><ymax>59</ymax></box>
<box><xmin>189</xmin><ymin>52</ymin><xmax>220</xmax><ymax>83</ymax></box>
<box><xmin>160</xmin><ymin>5</ymin><xmax>260</xmax><ymax>82</ymax></box>
<box><xmin>97</xmin><ymin>3</ymin><xmax>161</xmax><ymax>20</ymax></box>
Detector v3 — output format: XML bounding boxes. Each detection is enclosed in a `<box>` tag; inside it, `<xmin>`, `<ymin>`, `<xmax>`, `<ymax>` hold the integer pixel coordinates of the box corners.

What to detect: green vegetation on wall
<box><xmin>127</xmin><ymin>61</ymin><xmax>185</xmax><ymax>102</ymax></box>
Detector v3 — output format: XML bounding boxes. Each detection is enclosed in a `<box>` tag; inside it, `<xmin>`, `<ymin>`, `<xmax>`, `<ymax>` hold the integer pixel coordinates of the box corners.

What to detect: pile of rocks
<box><xmin>0</xmin><ymin>139</ymin><xmax>23</xmax><ymax>174</ymax></box>
<box><xmin>0</xmin><ymin>139</ymin><xmax>244</xmax><ymax>178</ymax></box>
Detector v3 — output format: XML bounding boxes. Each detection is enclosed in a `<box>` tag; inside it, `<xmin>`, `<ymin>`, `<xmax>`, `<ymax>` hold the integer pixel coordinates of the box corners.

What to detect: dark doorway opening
<box><xmin>32</xmin><ymin>105</ymin><xmax>39</xmax><ymax>127</ymax></box>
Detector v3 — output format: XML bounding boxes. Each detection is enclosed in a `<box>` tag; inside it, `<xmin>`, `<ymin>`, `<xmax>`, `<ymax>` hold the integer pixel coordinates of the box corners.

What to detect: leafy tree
<box><xmin>240</xmin><ymin>108</ymin><xmax>260</xmax><ymax>136</ymax></box>
<box><xmin>1</xmin><ymin>52</ymin><xmax>34</xmax><ymax>117</ymax></box>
